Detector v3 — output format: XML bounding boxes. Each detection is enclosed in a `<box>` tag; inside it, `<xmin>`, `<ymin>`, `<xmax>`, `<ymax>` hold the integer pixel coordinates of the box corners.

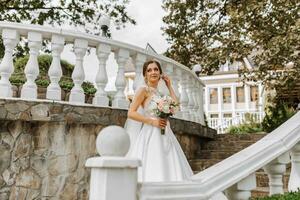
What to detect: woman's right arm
<box><xmin>128</xmin><ymin>87</ymin><xmax>166</xmax><ymax>128</ymax></box>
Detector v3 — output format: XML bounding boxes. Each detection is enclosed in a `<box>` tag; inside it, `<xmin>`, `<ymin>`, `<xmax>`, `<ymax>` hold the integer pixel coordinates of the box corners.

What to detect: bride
<box><xmin>125</xmin><ymin>60</ymin><xmax>193</xmax><ymax>182</ymax></box>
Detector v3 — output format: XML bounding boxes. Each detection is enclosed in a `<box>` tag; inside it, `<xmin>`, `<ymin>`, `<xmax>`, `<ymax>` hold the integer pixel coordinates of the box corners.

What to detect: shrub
<box><xmin>226</xmin><ymin>113</ymin><xmax>264</xmax><ymax>134</ymax></box>
<box><xmin>251</xmin><ymin>190</ymin><xmax>300</xmax><ymax>200</ymax></box>
<box><xmin>262</xmin><ymin>102</ymin><xmax>296</xmax><ymax>133</ymax></box>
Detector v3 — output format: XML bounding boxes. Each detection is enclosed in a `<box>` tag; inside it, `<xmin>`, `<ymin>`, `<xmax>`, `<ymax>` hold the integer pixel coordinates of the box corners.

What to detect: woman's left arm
<box><xmin>162</xmin><ymin>75</ymin><xmax>178</xmax><ymax>104</ymax></box>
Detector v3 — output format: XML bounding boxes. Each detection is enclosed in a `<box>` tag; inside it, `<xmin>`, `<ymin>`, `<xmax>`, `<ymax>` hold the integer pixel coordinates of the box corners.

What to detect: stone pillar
<box><xmin>289</xmin><ymin>142</ymin><xmax>300</xmax><ymax>192</ymax></box>
<box><xmin>85</xmin><ymin>126</ymin><xmax>140</xmax><ymax>200</ymax></box>
<box><xmin>21</xmin><ymin>32</ymin><xmax>42</xmax><ymax>99</ymax></box>
<box><xmin>69</xmin><ymin>39</ymin><xmax>88</xmax><ymax>103</ymax></box>
<box><xmin>263</xmin><ymin>152</ymin><xmax>289</xmax><ymax>195</ymax></box>
<box><xmin>93</xmin><ymin>44</ymin><xmax>111</xmax><ymax>106</ymax></box>
<box><xmin>46</xmin><ymin>34</ymin><xmax>65</xmax><ymax>100</ymax></box>
<box><xmin>113</xmin><ymin>49</ymin><xmax>130</xmax><ymax>109</ymax></box>
<box><xmin>226</xmin><ymin>173</ymin><xmax>256</xmax><ymax>200</ymax></box>
<box><xmin>0</xmin><ymin>29</ymin><xmax>19</xmax><ymax>98</ymax></box>
<box><xmin>133</xmin><ymin>53</ymin><xmax>146</xmax><ymax>92</ymax></box>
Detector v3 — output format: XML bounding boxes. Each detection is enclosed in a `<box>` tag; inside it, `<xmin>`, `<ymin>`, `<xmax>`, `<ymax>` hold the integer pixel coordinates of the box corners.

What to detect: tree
<box><xmin>162</xmin><ymin>0</ymin><xmax>300</xmax><ymax>89</ymax></box>
<box><xmin>0</xmin><ymin>0</ymin><xmax>136</xmax><ymax>57</ymax></box>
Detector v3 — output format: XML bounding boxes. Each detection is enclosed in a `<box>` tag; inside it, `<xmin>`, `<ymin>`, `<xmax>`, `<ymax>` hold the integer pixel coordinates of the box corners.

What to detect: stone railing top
<box><xmin>0</xmin><ymin>21</ymin><xmax>204</xmax><ymax>86</ymax></box>
<box><xmin>0</xmin><ymin>98</ymin><xmax>216</xmax><ymax>139</ymax></box>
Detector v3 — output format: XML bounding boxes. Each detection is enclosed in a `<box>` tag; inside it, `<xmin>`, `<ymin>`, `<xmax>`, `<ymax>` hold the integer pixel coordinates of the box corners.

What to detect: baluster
<box><xmin>46</xmin><ymin>35</ymin><xmax>65</xmax><ymax>100</ymax></box>
<box><xmin>0</xmin><ymin>29</ymin><xmax>19</xmax><ymax>98</ymax></box>
<box><xmin>288</xmin><ymin>143</ymin><xmax>300</xmax><ymax>191</ymax></box>
<box><xmin>69</xmin><ymin>39</ymin><xmax>88</xmax><ymax>103</ymax></box>
<box><xmin>180</xmin><ymin>72</ymin><xmax>189</xmax><ymax>120</ymax></box>
<box><xmin>173</xmin><ymin>67</ymin><xmax>181</xmax><ymax>118</ymax></box>
<box><xmin>133</xmin><ymin>53</ymin><xmax>146</xmax><ymax>91</ymax></box>
<box><xmin>263</xmin><ymin>152</ymin><xmax>290</xmax><ymax>195</ymax></box>
<box><xmin>198</xmin><ymin>83</ymin><xmax>205</xmax><ymax>125</ymax></box>
<box><xmin>226</xmin><ymin>173</ymin><xmax>256</xmax><ymax>200</ymax></box>
<box><xmin>112</xmin><ymin>49</ymin><xmax>130</xmax><ymax>109</ymax></box>
<box><xmin>186</xmin><ymin>74</ymin><xmax>195</xmax><ymax>121</ymax></box>
<box><xmin>21</xmin><ymin>32</ymin><xmax>42</xmax><ymax>99</ymax></box>
<box><xmin>192</xmin><ymin>79</ymin><xmax>199</xmax><ymax>122</ymax></box>
<box><xmin>93</xmin><ymin>44</ymin><xmax>111</xmax><ymax>106</ymax></box>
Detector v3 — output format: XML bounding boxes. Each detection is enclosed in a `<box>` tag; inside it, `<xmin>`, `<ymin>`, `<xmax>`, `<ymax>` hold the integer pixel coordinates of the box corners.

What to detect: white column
<box><xmin>289</xmin><ymin>143</ymin><xmax>300</xmax><ymax>192</ymax></box>
<box><xmin>258</xmin><ymin>83</ymin><xmax>264</xmax><ymax>121</ymax></box>
<box><xmin>245</xmin><ymin>84</ymin><xmax>250</xmax><ymax>111</ymax></box>
<box><xmin>86</xmin><ymin>126</ymin><xmax>140</xmax><ymax>200</ymax></box>
<box><xmin>46</xmin><ymin>35</ymin><xmax>65</xmax><ymax>100</ymax></box>
<box><xmin>231</xmin><ymin>85</ymin><xmax>236</xmax><ymax>118</ymax></box>
<box><xmin>93</xmin><ymin>44</ymin><xmax>111</xmax><ymax>106</ymax></box>
<box><xmin>198</xmin><ymin>83</ymin><xmax>205</xmax><ymax>125</ymax></box>
<box><xmin>217</xmin><ymin>86</ymin><xmax>223</xmax><ymax>130</ymax></box>
<box><xmin>112</xmin><ymin>49</ymin><xmax>130</xmax><ymax>109</ymax></box>
<box><xmin>205</xmin><ymin>87</ymin><xmax>210</xmax><ymax>118</ymax></box>
<box><xmin>174</xmin><ymin>68</ymin><xmax>182</xmax><ymax>118</ymax></box>
<box><xmin>21</xmin><ymin>32</ymin><xmax>42</xmax><ymax>99</ymax></box>
<box><xmin>226</xmin><ymin>173</ymin><xmax>256</xmax><ymax>200</ymax></box>
<box><xmin>180</xmin><ymin>72</ymin><xmax>189</xmax><ymax>120</ymax></box>
<box><xmin>263</xmin><ymin>152</ymin><xmax>290</xmax><ymax>195</ymax></box>
<box><xmin>133</xmin><ymin>53</ymin><xmax>146</xmax><ymax>92</ymax></box>
<box><xmin>191</xmin><ymin>79</ymin><xmax>199</xmax><ymax>122</ymax></box>
<box><xmin>186</xmin><ymin>74</ymin><xmax>195</xmax><ymax>121</ymax></box>
<box><xmin>0</xmin><ymin>29</ymin><xmax>19</xmax><ymax>98</ymax></box>
<box><xmin>69</xmin><ymin>39</ymin><xmax>88</xmax><ymax>103</ymax></box>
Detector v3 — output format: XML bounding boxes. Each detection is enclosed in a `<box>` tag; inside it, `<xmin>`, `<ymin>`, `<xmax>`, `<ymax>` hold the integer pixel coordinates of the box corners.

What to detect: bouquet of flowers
<box><xmin>152</xmin><ymin>95</ymin><xmax>179</xmax><ymax>135</ymax></box>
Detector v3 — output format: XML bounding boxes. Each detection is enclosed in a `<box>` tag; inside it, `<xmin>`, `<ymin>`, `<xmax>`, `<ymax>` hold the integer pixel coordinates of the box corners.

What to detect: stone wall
<box><xmin>0</xmin><ymin>99</ymin><xmax>216</xmax><ymax>200</ymax></box>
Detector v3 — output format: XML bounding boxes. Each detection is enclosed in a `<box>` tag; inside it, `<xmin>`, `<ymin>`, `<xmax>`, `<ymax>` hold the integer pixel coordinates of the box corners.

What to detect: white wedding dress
<box><xmin>125</xmin><ymin>87</ymin><xmax>193</xmax><ymax>182</ymax></box>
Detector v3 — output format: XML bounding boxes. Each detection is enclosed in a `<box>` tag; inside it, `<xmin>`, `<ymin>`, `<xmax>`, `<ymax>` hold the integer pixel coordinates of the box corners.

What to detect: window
<box><xmin>209</xmin><ymin>88</ymin><xmax>218</xmax><ymax>104</ymax></box>
<box><xmin>223</xmin><ymin>88</ymin><xmax>231</xmax><ymax>103</ymax></box>
<box><xmin>236</xmin><ymin>87</ymin><xmax>245</xmax><ymax>103</ymax></box>
<box><xmin>223</xmin><ymin>113</ymin><xmax>232</xmax><ymax>118</ymax></box>
<box><xmin>250</xmin><ymin>86</ymin><xmax>258</xmax><ymax>102</ymax></box>
<box><xmin>210</xmin><ymin>114</ymin><xmax>219</xmax><ymax>118</ymax></box>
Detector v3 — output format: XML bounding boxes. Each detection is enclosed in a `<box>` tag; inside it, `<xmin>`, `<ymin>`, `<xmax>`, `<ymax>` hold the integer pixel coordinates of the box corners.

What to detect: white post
<box><xmin>205</xmin><ymin>87</ymin><xmax>210</xmax><ymax>120</ymax></box>
<box><xmin>112</xmin><ymin>49</ymin><xmax>130</xmax><ymax>109</ymax></box>
<box><xmin>245</xmin><ymin>84</ymin><xmax>250</xmax><ymax>112</ymax></box>
<box><xmin>133</xmin><ymin>53</ymin><xmax>146</xmax><ymax>92</ymax></box>
<box><xmin>21</xmin><ymin>32</ymin><xmax>42</xmax><ymax>99</ymax></box>
<box><xmin>217</xmin><ymin>86</ymin><xmax>223</xmax><ymax>132</ymax></box>
<box><xmin>191</xmin><ymin>79</ymin><xmax>199</xmax><ymax>122</ymax></box>
<box><xmin>69</xmin><ymin>39</ymin><xmax>88</xmax><ymax>103</ymax></box>
<box><xmin>231</xmin><ymin>85</ymin><xmax>236</xmax><ymax>119</ymax></box>
<box><xmin>187</xmin><ymin>74</ymin><xmax>195</xmax><ymax>121</ymax></box>
<box><xmin>225</xmin><ymin>173</ymin><xmax>256</xmax><ymax>200</ymax></box>
<box><xmin>85</xmin><ymin>126</ymin><xmax>140</xmax><ymax>200</ymax></box>
<box><xmin>93</xmin><ymin>44</ymin><xmax>111</xmax><ymax>106</ymax></box>
<box><xmin>174</xmin><ymin>68</ymin><xmax>182</xmax><ymax>118</ymax></box>
<box><xmin>263</xmin><ymin>152</ymin><xmax>290</xmax><ymax>195</ymax></box>
<box><xmin>0</xmin><ymin>29</ymin><xmax>19</xmax><ymax>98</ymax></box>
<box><xmin>180</xmin><ymin>72</ymin><xmax>189</xmax><ymax>120</ymax></box>
<box><xmin>258</xmin><ymin>83</ymin><xmax>264</xmax><ymax>122</ymax></box>
<box><xmin>198</xmin><ymin>83</ymin><xmax>205</xmax><ymax>125</ymax></box>
<box><xmin>288</xmin><ymin>142</ymin><xmax>300</xmax><ymax>191</ymax></box>
<box><xmin>46</xmin><ymin>35</ymin><xmax>65</xmax><ymax>100</ymax></box>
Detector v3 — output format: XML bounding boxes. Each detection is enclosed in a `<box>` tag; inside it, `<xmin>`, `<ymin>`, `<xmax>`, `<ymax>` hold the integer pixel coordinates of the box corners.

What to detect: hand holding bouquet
<box><xmin>152</xmin><ymin>95</ymin><xmax>179</xmax><ymax>135</ymax></box>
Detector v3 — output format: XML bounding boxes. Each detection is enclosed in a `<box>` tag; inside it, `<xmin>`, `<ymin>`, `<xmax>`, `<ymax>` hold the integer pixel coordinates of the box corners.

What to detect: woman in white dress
<box><xmin>126</xmin><ymin>60</ymin><xmax>193</xmax><ymax>182</ymax></box>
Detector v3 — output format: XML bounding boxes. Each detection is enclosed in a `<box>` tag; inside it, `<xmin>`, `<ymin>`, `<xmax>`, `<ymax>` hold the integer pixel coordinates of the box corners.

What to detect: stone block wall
<box><xmin>0</xmin><ymin>99</ymin><xmax>216</xmax><ymax>199</ymax></box>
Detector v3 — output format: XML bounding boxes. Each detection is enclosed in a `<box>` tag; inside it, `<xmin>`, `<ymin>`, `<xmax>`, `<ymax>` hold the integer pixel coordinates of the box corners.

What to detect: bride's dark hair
<box><xmin>142</xmin><ymin>60</ymin><xmax>162</xmax><ymax>77</ymax></box>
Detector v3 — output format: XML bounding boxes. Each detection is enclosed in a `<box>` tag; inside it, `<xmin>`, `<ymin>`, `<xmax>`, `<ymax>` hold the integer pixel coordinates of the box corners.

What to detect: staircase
<box><xmin>190</xmin><ymin>133</ymin><xmax>290</xmax><ymax>198</ymax></box>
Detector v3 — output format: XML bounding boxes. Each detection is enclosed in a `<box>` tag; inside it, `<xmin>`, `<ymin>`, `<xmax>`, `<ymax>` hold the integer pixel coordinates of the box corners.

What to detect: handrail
<box><xmin>0</xmin><ymin>21</ymin><xmax>204</xmax><ymax>86</ymax></box>
<box><xmin>139</xmin><ymin>111</ymin><xmax>300</xmax><ymax>199</ymax></box>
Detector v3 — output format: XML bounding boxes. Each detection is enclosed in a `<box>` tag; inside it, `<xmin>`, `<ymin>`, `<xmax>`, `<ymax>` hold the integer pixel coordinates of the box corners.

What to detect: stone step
<box><xmin>190</xmin><ymin>159</ymin><xmax>222</xmax><ymax>171</ymax></box>
<box><xmin>197</xmin><ymin>150</ymin><xmax>238</xmax><ymax>160</ymax></box>
<box><xmin>201</xmin><ymin>141</ymin><xmax>256</xmax><ymax>151</ymax></box>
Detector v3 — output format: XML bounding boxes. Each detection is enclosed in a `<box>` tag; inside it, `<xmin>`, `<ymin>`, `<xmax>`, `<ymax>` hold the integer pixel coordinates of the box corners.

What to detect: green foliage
<box><xmin>262</xmin><ymin>102</ymin><xmax>296</xmax><ymax>133</ymax></box>
<box><xmin>162</xmin><ymin>0</ymin><xmax>300</xmax><ymax>86</ymax></box>
<box><xmin>0</xmin><ymin>0</ymin><xmax>136</xmax><ymax>58</ymax></box>
<box><xmin>251</xmin><ymin>190</ymin><xmax>300</xmax><ymax>200</ymax></box>
<box><xmin>226</xmin><ymin>113</ymin><xmax>263</xmax><ymax>134</ymax></box>
<box><xmin>11</xmin><ymin>54</ymin><xmax>97</xmax><ymax>94</ymax></box>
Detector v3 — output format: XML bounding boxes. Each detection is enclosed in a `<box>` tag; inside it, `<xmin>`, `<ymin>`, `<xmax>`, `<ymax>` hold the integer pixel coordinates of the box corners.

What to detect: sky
<box><xmin>60</xmin><ymin>0</ymin><xmax>169</xmax><ymax>91</ymax></box>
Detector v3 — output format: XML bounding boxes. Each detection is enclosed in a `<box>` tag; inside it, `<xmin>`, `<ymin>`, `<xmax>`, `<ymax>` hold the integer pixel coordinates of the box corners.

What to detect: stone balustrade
<box><xmin>0</xmin><ymin>21</ymin><xmax>205</xmax><ymax>124</ymax></box>
<box><xmin>86</xmin><ymin>111</ymin><xmax>300</xmax><ymax>200</ymax></box>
